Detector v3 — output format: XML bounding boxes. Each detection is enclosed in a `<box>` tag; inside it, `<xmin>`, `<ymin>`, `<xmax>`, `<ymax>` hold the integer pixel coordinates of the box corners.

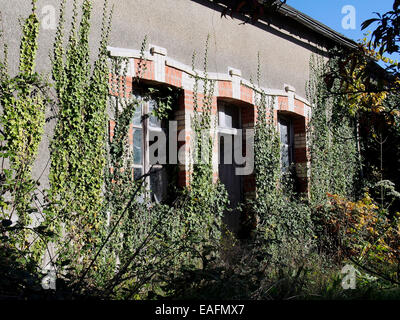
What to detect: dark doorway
<box><xmin>218</xmin><ymin>102</ymin><xmax>243</xmax><ymax>234</ymax></box>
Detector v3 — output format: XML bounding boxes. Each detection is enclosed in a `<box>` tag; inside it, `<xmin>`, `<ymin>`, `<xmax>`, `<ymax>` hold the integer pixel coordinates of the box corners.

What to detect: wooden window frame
<box><xmin>131</xmin><ymin>95</ymin><xmax>166</xmax><ymax>202</ymax></box>
<box><xmin>218</xmin><ymin>101</ymin><xmax>241</xmax><ymax>134</ymax></box>
<box><xmin>278</xmin><ymin>114</ymin><xmax>294</xmax><ymax>173</ymax></box>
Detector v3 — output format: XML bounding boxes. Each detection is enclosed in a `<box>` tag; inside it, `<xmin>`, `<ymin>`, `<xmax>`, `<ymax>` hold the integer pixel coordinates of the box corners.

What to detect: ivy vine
<box><xmin>46</xmin><ymin>0</ymin><xmax>113</xmax><ymax>272</ymax></box>
<box><xmin>0</xmin><ymin>0</ymin><xmax>48</xmax><ymax>262</ymax></box>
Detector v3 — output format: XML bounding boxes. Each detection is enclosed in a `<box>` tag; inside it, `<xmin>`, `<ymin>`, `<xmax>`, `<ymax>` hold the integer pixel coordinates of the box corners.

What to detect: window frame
<box><xmin>131</xmin><ymin>95</ymin><xmax>166</xmax><ymax>202</ymax></box>
<box><xmin>278</xmin><ymin>114</ymin><xmax>294</xmax><ymax>173</ymax></box>
<box><xmin>218</xmin><ymin>102</ymin><xmax>241</xmax><ymax>135</ymax></box>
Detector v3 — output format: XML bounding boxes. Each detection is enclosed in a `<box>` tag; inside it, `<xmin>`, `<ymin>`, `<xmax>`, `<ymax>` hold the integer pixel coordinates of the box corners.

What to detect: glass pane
<box><xmin>279</xmin><ymin>119</ymin><xmax>289</xmax><ymax>145</ymax></box>
<box><xmin>134</xmin><ymin>167</ymin><xmax>145</xmax><ymax>204</ymax></box>
<box><xmin>218</xmin><ymin>104</ymin><xmax>239</xmax><ymax>129</ymax></box>
<box><xmin>134</xmin><ymin>167</ymin><xmax>143</xmax><ymax>181</ymax></box>
<box><xmin>281</xmin><ymin>145</ymin><xmax>290</xmax><ymax>171</ymax></box>
<box><xmin>148</xmin><ymin>99</ymin><xmax>161</xmax><ymax>128</ymax></box>
<box><xmin>218</xmin><ymin>106</ymin><xmax>224</xmax><ymax>127</ymax></box>
<box><xmin>132</xmin><ymin>104</ymin><xmax>142</xmax><ymax>126</ymax></box>
<box><xmin>149</xmin><ymin>132</ymin><xmax>159</xmax><ymax>162</ymax></box>
<box><xmin>224</xmin><ymin>111</ymin><xmax>232</xmax><ymax>128</ymax></box>
<box><xmin>132</xmin><ymin>93</ymin><xmax>143</xmax><ymax>103</ymax></box>
<box><xmin>219</xmin><ymin>133</ymin><xmax>234</xmax><ymax>165</ymax></box>
<box><xmin>150</xmin><ymin>167</ymin><xmax>167</xmax><ymax>203</ymax></box>
<box><xmin>225</xmin><ymin>105</ymin><xmax>239</xmax><ymax>129</ymax></box>
<box><xmin>133</xmin><ymin>128</ymin><xmax>143</xmax><ymax>165</ymax></box>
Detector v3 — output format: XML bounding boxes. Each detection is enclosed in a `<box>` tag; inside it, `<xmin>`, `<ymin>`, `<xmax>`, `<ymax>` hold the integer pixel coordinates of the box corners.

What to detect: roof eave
<box><xmin>277</xmin><ymin>3</ymin><xmax>358</xmax><ymax>50</ymax></box>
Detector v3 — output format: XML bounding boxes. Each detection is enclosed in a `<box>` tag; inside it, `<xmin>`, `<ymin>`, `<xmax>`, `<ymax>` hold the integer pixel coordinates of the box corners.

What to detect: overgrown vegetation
<box><xmin>45</xmin><ymin>0</ymin><xmax>113</xmax><ymax>277</ymax></box>
<box><xmin>0</xmin><ymin>0</ymin><xmax>399</xmax><ymax>300</ymax></box>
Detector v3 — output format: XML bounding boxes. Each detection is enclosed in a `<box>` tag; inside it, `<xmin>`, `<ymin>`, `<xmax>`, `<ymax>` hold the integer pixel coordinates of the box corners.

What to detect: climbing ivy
<box><xmin>307</xmin><ymin>55</ymin><xmax>360</xmax><ymax>206</ymax></box>
<box><xmin>0</xmin><ymin>0</ymin><xmax>47</xmax><ymax>262</ymax></box>
<box><xmin>185</xmin><ymin>35</ymin><xmax>228</xmax><ymax>249</ymax></box>
<box><xmin>47</xmin><ymin>0</ymin><xmax>113</xmax><ymax>271</ymax></box>
<box><xmin>82</xmin><ymin>36</ymin><xmax>229</xmax><ymax>297</ymax></box>
<box><xmin>1</xmin><ymin>0</ymin><xmax>390</xmax><ymax>301</ymax></box>
<box><xmin>248</xmin><ymin>54</ymin><xmax>314</xmax><ymax>265</ymax></box>
<box><xmin>306</xmin><ymin>54</ymin><xmax>361</xmax><ymax>255</ymax></box>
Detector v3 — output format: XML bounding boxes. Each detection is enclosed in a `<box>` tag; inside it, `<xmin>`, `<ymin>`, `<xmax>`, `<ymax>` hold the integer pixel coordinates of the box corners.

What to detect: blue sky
<box><xmin>289</xmin><ymin>0</ymin><xmax>399</xmax><ymax>61</ymax></box>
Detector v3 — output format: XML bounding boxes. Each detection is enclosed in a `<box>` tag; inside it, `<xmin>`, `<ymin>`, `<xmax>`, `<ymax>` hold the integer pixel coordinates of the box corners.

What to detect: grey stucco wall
<box><xmin>0</xmin><ymin>0</ymin><xmax>330</xmax><ymax>189</ymax></box>
<box><xmin>0</xmin><ymin>0</ymin><xmax>328</xmax><ymax>97</ymax></box>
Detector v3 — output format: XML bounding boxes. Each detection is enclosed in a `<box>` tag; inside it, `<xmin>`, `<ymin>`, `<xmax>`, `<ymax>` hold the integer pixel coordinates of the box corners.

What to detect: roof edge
<box><xmin>211</xmin><ymin>0</ymin><xmax>359</xmax><ymax>50</ymax></box>
<box><xmin>277</xmin><ymin>3</ymin><xmax>358</xmax><ymax>50</ymax></box>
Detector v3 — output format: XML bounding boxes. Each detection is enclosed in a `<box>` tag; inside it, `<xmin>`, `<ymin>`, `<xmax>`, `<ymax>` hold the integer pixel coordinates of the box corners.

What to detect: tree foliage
<box><xmin>362</xmin><ymin>0</ymin><xmax>400</xmax><ymax>58</ymax></box>
<box><xmin>217</xmin><ymin>0</ymin><xmax>287</xmax><ymax>23</ymax></box>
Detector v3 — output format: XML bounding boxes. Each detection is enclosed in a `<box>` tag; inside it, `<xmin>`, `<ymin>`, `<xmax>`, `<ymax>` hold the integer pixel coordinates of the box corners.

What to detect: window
<box><xmin>218</xmin><ymin>103</ymin><xmax>240</xmax><ymax>133</ymax></box>
<box><xmin>218</xmin><ymin>102</ymin><xmax>241</xmax><ymax>167</ymax></box>
<box><xmin>131</xmin><ymin>95</ymin><xmax>167</xmax><ymax>202</ymax></box>
<box><xmin>278</xmin><ymin>115</ymin><xmax>294</xmax><ymax>173</ymax></box>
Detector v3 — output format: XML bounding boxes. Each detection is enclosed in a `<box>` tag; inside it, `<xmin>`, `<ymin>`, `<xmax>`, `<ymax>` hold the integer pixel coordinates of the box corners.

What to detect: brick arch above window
<box><xmin>107</xmin><ymin>45</ymin><xmax>312</xmax><ymax>116</ymax></box>
<box><xmin>107</xmin><ymin>44</ymin><xmax>312</xmax><ymax>193</ymax></box>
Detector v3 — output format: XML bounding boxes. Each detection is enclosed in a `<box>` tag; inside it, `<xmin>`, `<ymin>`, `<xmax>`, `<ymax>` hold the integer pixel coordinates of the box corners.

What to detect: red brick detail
<box><xmin>292</xmin><ymin>116</ymin><xmax>308</xmax><ymax>192</ymax></box>
<box><xmin>265</xmin><ymin>108</ymin><xmax>274</xmax><ymax>123</ymax></box>
<box><xmin>253</xmin><ymin>105</ymin><xmax>261</xmax><ymax>124</ymax></box>
<box><xmin>182</xmin><ymin>90</ymin><xmax>217</xmax><ymax>113</ymax></box>
<box><xmin>128</xmin><ymin>123</ymin><xmax>133</xmax><ymax>145</ymax></box>
<box><xmin>218</xmin><ymin>81</ymin><xmax>233</xmax><ymax>98</ymax></box>
<box><xmin>108</xmin><ymin>74</ymin><xmax>133</xmax><ymax>98</ymax></box>
<box><xmin>254</xmin><ymin>106</ymin><xmax>259</xmax><ymax>122</ymax></box>
<box><xmin>183</xmin><ymin>90</ymin><xmax>194</xmax><ymax>111</ymax></box>
<box><xmin>134</xmin><ymin>58</ymin><xmax>155</xmax><ymax>80</ymax></box>
<box><xmin>165</xmin><ymin>66</ymin><xmax>182</xmax><ymax>87</ymax></box>
<box><xmin>211</xmin><ymin>96</ymin><xmax>218</xmax><ymax>115</ymax></box>
<box><xmin>110</xmin><ymin>167</ymin><xmax>116</xmax><ymax>184</ymax></box>
<box><xmin>109</xmin><ymin>120</ymin><xmax>116</xmax><ymax>142</ymax></box>
<box><xmin>294</xmin><ymin>99</ymin><xmax>305</xmax><ymax>116</ymax></box>
<box><xmin>240</xmin><ymin>85</ymin><xmax>253</xmax><ymax>104</ymax></box>
<box><xmin>108</xmin><ymin>73</ymin><xmax>115</xmax><ymax>95</ymax></box>
<box><xmin>177</xmin><ymin>131</ymin><xmax>189</xmax><ymax>156</ymax></box>
<box><xmin>213</xmin><ymin>171</ymin><xmax>218</xmax><ymax>183</ymax></box>
<box><xmin>255</xmin><ymin>105</ymin><xmax>272</xmax><ymax>124</ymax></box>
<box><xmin>305</xmin><ymin>116</ymin><xmax>310</xmax><ymax>127</ymax></box>
<box><xmin>178</xmin><ymin>170</ymin><xmax>190</xmax><ymax>187</ymax></box>
<box><xmin>277</xmin><ymin>96</ymin><xmax>289</xmax><ymax>111</ymax></box>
